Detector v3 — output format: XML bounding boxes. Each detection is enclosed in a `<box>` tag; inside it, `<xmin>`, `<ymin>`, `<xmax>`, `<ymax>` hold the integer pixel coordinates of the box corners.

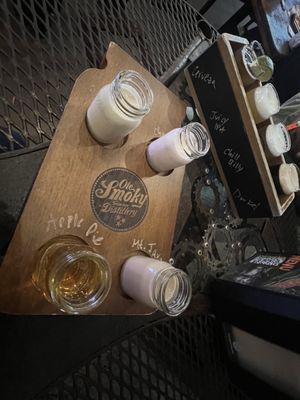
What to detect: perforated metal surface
<box><xmin>35</xmin><ymin>315</ymin><xmax>250</xmax><ymax>400</ymax></box>
<box><xmin>0</xmin><ymin>0</ymin><xmax>217</xmax><ymax>153</ymax></box>
<box><xmin>270</xmin><ymin>204</ymin><xmax>298</xmax><ymax>253</ymax></box>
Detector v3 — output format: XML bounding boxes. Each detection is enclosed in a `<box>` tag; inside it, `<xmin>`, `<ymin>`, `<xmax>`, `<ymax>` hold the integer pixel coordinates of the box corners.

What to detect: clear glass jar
<box><xmin>253</xmin><ymin>54</ymin><xmax>274</xmax><ymax>82</ymax></box>
<box><xmin>271</xmin><ymin>163</ymin><xmax>300</xmax><ymax>195</ymax></box>
<box><xmin>146</xmin><ymin>122</ymin><xmax>210</xmax><ymax>173</ymax></box>
<box><xmin>238</xmin><ymin>44</ymin><xmax>259</xmax><ymax>86</ymax></box>
<box><xmin>237</xmin><ymin>41</ymin><xmax>274</xmax><ymax>86</ymax></box>
<box><xmin>32</xmin><ymin>235</ymin><xmax>111</xmax><ymax>314</ymax></box>
<box><xmin>250</xmin><ymin>41</ymin><xmax>274</xmax><ymax>83</ymax></box>
<box><xmin>121</xmin><ymin>255</ymin><xmax>192</xmax><ymax>316</ymax></box>
<box><xmin>86</xmin><ymin>70</ymin><xmax>153</xmax><ymax>144</ymax></box>
<box><xmin>246</xmin><ymin>83</ymin><xmax>280</xmax><ymax>123</ymax></box>
<box><xmin>265</xmin><ymin>123</ymin><xmax>291</xmax><ymax>157</ymax></box>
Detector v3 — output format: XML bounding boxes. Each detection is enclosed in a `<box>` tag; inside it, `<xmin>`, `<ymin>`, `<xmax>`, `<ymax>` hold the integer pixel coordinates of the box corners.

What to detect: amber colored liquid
<box><xmin>54</xmin><ymin>257</ymin><xmax>104</xmax><ymax>305</ymax></box>
<box><xmin>33</xmin><ymin>236</ymin><xmax>110</xmax><ymax>313</ymax></box>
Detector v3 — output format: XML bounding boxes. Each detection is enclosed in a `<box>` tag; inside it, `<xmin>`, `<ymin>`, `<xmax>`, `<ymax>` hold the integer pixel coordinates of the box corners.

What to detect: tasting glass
<box><xmin>236</xmin><ymin>41</ymin><xmax>274</xmax><ymax>86</ymax></box>
<box><xmin>265</xmin><ymin>123</ymin><xmax>291</xmax><ymax>157</ymax></box>
<box><xmin>121</xmin><ymin>255</ymin><xmax>192</xmax><ymax>316</ymax></box>
<box><xmin>146</xmin><ymin>122</ymin><xmax>210</xmax><ymax>173</ymax></box>
<box><xmin>270</xmin><ymin>163</ymin><xmax>300</xmax><ymax>195</ymax></box>
<box><xmin>87</xmin><ymin>70</ymin><xmax>153</xmax><ymax>144</ymax></box>
<box><xmin>246</xmin><ymin>83</ymin><xmax>280</xmax><ymax>123</ymax></box>
<box><xmin>32</xmin><ymin>235</ymin><xmax>111</xmax><ymax>314</ymax></box>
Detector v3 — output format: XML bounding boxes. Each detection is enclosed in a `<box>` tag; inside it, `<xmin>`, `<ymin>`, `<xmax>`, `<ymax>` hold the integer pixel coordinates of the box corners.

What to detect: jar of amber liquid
<box><xmin>32</xmin><ymin>235</ymin><xmax>111</xmax><ymax>314</ymax></box>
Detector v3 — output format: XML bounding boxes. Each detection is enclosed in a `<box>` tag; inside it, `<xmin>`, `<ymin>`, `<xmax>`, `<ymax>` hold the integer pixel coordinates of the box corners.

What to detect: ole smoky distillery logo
<box><xmin>91</xmin><ymin>168</ymin><xmax>149</xmax><ymax>232</ymax></box>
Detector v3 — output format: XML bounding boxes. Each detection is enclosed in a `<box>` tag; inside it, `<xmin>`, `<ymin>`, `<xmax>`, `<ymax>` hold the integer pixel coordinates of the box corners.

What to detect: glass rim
<box><xmin>242</xmin><ymin>45</ymin><xmax>259</xmax><ymax>80</ymax></box>
<box><xmin>252</xmin><ymin>83</ymin><xmax>280</xmax><ymax>117</ymax></box>
<box><xmin>250</xmin><ymin>40</ymin><xmax>265</xmax><ymax>56</ymax></box>
<box><xmin>279</xmin><ymin>163</ymin><xmax>300</xmax><ymax>177</ymax></box>
<box><xmin>180</xmin><ymin>122</ymin><xmax>210</xmax><ymax>159</ymax></box>
<box><xmin>279</xmin><ymin>163</ymin><xmax>300</xmax><ymax>193</ymax></box>
<box><xmin>152</xmin><ymin>267</ymin><xmax>192</xmax><ymax>316</ymax></box>
<box><xmin>49</xmin><ymin>249</ymin><xmax>112</xmax><ymax>314</ymax></box>
<box><xmin>112</xmin><ymin>70</ymin><xmax>153</xmax><ymax>117</ymax></box>
<box><xmin>266</xmin><ymin>123</ymin><xmax>291</xmax><ymax>156</ymax></box>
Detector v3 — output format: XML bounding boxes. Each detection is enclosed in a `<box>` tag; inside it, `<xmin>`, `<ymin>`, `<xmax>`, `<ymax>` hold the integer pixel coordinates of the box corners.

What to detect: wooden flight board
<box><xmin>0</xmin><ymin>42</ymin><xmax>186</xmax><ymax>315</ymax></box>
<box><xmin>185</xmin><ymin>33</ymin><xmax>294</xmax><ymax>218</ymax></box>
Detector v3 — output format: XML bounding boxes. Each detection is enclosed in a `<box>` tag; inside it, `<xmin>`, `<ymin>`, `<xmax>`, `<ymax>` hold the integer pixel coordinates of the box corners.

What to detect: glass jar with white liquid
<box><xmin>86</xmin><ymin>70</ymin><xmax>153</xmax><ymax>144</ymax></box>
<box><xmin>121</xmin><ymin>255</ymin><xmax>192</xmax><ymax>316</ymax></box>
<box><xmin>146</xmin><ymin>122</ymin><xmax>210</xmax><ymax>173</ymax></box>
<box><xmin>265</xmin><ymin>123</ymin><xmax>291</xmax><ymax>157</ymax></box>
<box><xmin>246</xmin><ymin>83</ymin><xmax>280</xmax><ymax>124</ymax></box>
<box><xmin>271</xmin><ymin>163</ymin><xmax>300</xmax><ymax>195</ymax></box>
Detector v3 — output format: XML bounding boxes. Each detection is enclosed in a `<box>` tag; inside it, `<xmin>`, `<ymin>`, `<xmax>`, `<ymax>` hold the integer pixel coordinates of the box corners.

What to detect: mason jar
<box><xmin>146</xmin><ymin>122</ymin><xmax>210</xmax><ymax>173</ymax></box>
<box><xmin>250</xmin><ymin>40</ymin><xmax>274</xmax><ymax>83</ymax></box>
<box><xmin>32</xmin><ymin>235</ymin><xmax>111</xmax><ymax>314</ymax></box>
<box><xmin>236</xmin><ymin>44</ymin><xmax>259</xmax><ymax>86</ymax></box>
<box><xmin>236</xmin><ymin>41</ymin><xmax>274</xmax><ymax>86</ymax></box>
<box><xmin>270</xmin><ymin>163</ymin><xmax>300</xmax><ymax>195</ymax></box>
<box><xmin>265</xmin><ymin>123</ymin><xmax>291</xmax><ymax>157</ymax></box>
<box><xmin>246</xmin><ymin>83</ymin><xmax>280</xmax><ymax>124</ymax></box>
<box><xmin>86</xmin><ymin>70</ymin><xmax>153</xmax><ymax>144</ymax></box>
<box><xmin>121</xmin><ymin>255</ymin><xmax>192</xmax><ymax>316</ymax></box>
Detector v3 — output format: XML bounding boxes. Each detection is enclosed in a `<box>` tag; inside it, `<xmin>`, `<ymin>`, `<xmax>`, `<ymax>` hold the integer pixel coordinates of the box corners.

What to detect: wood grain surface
<box><xmin>0</xmin><ymin>42</ymin><xmax>186</xmax><ymax>315</ymax></box>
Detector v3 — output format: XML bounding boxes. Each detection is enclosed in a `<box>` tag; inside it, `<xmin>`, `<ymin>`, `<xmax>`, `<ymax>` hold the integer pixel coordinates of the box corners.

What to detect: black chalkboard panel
<box><xmin>186</xmin><ymin>43</ymin><xmax>271</xmax><ymax>218</ymax></box>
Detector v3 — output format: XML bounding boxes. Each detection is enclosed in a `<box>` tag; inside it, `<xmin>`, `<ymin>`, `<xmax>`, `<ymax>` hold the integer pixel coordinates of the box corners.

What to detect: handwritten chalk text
<box><xmin>233</xmin><ymin>189</ymin><xmax>261</xmax><ymax>211</ymax></box>
<box><xmin>209</xmin><ymin>110</ymin><xmax>229</xmax><ymax>133</ymax></box>
<box><xmin>223</xmin><ymin>148</ymin><xmax>244</xmax><ymax>173</ymax></box>
<box><xmin>191</xmin><ymin>66</ymin><xmax>216</xmax><ymax>89</ymax></box>
<box><xmin>46</xmin><ymin>213</ymin><xmax>104</xmax><ymax>246</ymax></box>
<box><xmin>132</xmin><ymin>238</ymin><xmax>163</xmax><ymax>260</ymax></box>
<box><xmin>154</xmin><ymin>126</ymin><xmax>164</xmax><ymax>137</ymax></box>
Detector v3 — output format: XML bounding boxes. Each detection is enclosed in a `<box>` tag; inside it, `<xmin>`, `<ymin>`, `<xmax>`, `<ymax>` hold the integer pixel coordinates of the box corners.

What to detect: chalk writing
<box><xmin>233</xmin><ymin>189</ymin><xmax>261</xmax><ymax>211</ymax></box>
<box><xmin>132</xmin><ymin>238</ymin><xmax>163</xmax><ymax>260</ymax></box>
<box><xmin>209</xmin><ymin>110</ymin><xmax>229</xmax><ymax>133</ymax></box>
<box><xmin>85</xmin><ymin>222</ymin><xmax>104</xmax><ymax>246</ymax></box>
<box><xmin>46</xmin><ymin>213</ymin><xmax>104</xmax><ymax>246</ymax></box>
<box><xmin>154</xmin><ymin>126</ymin><xmax>164</xmax><ymax>137</ymax></box>
<box><xmin>46</xmin><ymin>213</ymin><xmax>84</xmax><ymax>232</ymax></box>
<box><xmin>223</xmin><ymin>148</ymin><xmax>244</xmax><ymax>173</ymax></box>
<box><xmin>191</xmin><ymin>66</ymin><xmax>216</xmax><ymax>89</ymax></box>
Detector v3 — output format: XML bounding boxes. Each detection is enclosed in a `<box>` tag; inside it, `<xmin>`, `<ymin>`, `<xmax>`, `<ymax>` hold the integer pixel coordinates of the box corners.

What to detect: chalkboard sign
<box><xmin>186</xmin><ymin>39</ymin><xmax>272</xmax><ymax>218</ymax></box>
